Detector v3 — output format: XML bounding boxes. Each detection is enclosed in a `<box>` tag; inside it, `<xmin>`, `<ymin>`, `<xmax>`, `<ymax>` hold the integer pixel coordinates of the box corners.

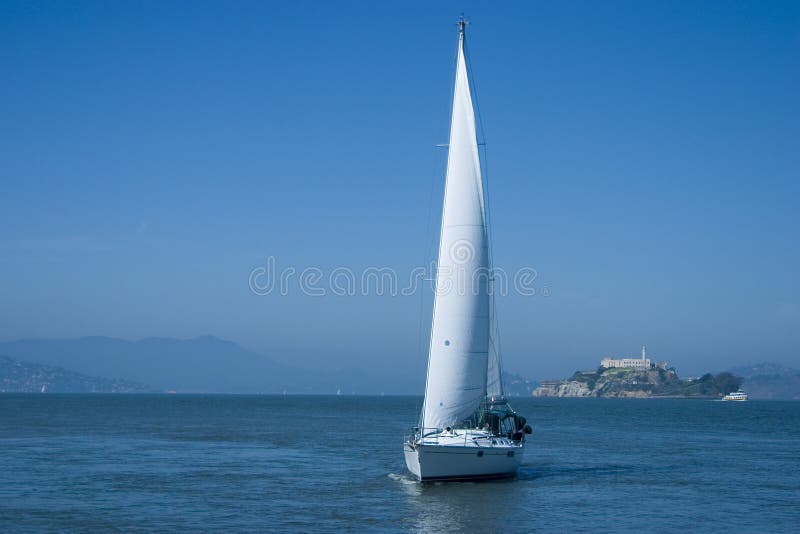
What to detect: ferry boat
<box><xmin>722</xmin><ymin>390</ymin><xmax>748</xmax><ymax>401</ymax></box>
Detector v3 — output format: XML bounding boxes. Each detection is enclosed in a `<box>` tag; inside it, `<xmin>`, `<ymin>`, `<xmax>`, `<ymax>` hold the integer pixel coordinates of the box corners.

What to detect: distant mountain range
<box><xmin>0</xmin><ymin>355</ymin><xmax>152</xmax><ymax>393</ymax></box>
<box><xmin>0</xmin><ymin>336</ymin><xmax>424</xmax><ymax>394</ymax></box>
<box><xmin>729</xmin><ymin>362</ymin><xmax>800</xmax><ymax>400</ymax></box>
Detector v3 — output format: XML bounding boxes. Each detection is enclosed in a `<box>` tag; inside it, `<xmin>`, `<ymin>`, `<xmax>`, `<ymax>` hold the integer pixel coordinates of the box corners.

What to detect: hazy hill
<box><xmin>0</xmin><ymin>336</ymin><xmax>422</xmax><ymax>394</ymax></box>
<box><xmin>728</xmin><ymin>362</ymin><xmax>800</xmax><ymax>400</ymax></box>
<box><xmin>0</xmin><ymin>336</ymin><xmax>285</xmax><ymax>393</ymax></box>
<box><xmin>503</xmin><ymin>372</ymin><xmax>539</xmax><ymax>397</ymax></box>
<box><xmin>0</xmin><ymin>355</ymin><xmax>152</xmax><ymax>393</ymax></box>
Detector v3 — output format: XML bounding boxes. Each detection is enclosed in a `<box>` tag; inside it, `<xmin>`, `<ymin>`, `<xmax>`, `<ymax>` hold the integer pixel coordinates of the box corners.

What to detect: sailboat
<box><xmin>404</xmin><ymin>17</ymin><xmax>532</xmax><ymax>482</ymax></box>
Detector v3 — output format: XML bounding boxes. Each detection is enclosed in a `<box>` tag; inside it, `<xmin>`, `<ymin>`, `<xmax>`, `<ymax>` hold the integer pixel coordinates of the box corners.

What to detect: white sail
<box><xmin>421</xmin><ymin>25</ymin><xmax>490</xmax><ymax>431</ymax></box>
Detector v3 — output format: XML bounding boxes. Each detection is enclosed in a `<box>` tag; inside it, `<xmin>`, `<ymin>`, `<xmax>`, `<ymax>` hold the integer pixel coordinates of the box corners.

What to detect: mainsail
<box><xmin>421</xmin><ymin>21</ymin><xmax>492</xmax><ymax>431</ymax></box>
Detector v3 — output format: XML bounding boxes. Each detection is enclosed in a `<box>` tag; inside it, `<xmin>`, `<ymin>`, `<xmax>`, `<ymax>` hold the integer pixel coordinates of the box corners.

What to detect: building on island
<box><xmin>600</xmin><ymin>346</ymin><xmax>668</xmax><ymax>370</ymax></box>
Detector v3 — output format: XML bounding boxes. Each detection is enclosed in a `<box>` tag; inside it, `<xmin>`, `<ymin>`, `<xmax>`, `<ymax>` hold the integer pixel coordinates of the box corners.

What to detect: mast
<box><xmin>421</xmin><ymin>17</ymin><xmax>491</xmax><ymax>431</ymax></box>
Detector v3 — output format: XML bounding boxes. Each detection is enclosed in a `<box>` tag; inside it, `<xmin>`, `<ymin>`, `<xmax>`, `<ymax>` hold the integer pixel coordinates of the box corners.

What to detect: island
<box><xmin>533</xmin><ymin>347</ymin><xmax>742</xmax><ymax>398</ymax></box>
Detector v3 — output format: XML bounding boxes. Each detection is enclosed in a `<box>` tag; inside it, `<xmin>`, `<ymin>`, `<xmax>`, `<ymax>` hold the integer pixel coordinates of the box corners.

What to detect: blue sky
<box><xmin>1</xmin><ymin>1</ymin><xmax>798</xmax><ymax>379</ymax></box>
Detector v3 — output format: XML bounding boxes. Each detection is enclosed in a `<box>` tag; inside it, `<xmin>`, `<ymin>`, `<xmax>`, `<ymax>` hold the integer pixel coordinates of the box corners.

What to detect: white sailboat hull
<box><xmin>404</xmin><ymin>439</ymin><xmax>524</xmax><ymax>482</ymax></box>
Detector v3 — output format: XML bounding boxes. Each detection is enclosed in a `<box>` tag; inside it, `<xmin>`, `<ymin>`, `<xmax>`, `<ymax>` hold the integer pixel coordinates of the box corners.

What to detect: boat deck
<box><xmin>417</xmin><ymin>429</ymin><xmax>520</xmax><ymax>448</ymax></box>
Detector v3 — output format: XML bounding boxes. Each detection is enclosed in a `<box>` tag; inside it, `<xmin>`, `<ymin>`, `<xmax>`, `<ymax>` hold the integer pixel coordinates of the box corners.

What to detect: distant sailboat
<box><xmin>404</xmin><ymin>17</ymin><xmax>532</xmax><ymax>482</ymax></box>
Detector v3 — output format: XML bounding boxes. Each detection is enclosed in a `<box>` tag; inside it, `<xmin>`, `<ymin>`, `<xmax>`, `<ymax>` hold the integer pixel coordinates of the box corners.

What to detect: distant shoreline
<box><xmin>3</xmin><ymin>392</ymin><xmax>798</xmax><ymax>401</ymax></box>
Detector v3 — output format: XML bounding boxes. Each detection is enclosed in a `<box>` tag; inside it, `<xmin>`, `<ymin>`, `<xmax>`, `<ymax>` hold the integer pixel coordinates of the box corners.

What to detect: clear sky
<box><xmin>1</xmin><ymin>1</ymin><xmax>798</xmax><ymax>380</ymax></box>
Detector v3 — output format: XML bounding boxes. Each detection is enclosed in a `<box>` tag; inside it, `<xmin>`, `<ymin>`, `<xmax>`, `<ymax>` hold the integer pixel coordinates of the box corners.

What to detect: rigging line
<box><xmin>465</xmin><ymin>24</ymin><xmax>506</xmax><ymax>395</ymax></box>
<box><xmin>464</xmin><ymin>28</ymin><xmax>494</xmax><ymax>269</ymax></box>
<box><xmin>417</xmin><ymin>140</ymin><xmax>439</xmax><ymax>363</ymax></box>
<box><xmin>416</xmin><ymin>99</ymin><xmax>441</xmax><ymax>431</ymax></box>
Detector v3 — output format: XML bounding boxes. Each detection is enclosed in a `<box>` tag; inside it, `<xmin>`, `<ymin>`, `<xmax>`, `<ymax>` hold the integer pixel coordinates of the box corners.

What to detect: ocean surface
<box><xmin>1</xmin><ymin>395</ymin><xmax>798</xmax><ymax>532</ymax></box>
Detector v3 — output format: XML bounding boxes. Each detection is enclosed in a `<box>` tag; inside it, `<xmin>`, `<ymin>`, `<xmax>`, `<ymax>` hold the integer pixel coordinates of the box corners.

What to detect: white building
<box><xmin>601</xmin><ymin>346</ymin><xmax>667</xmax><ymax>370</ymax></box>
<box><xmin>601</xmin><ymin>357</ymin><xmax>651</xmax><ymax>370</ymax></box>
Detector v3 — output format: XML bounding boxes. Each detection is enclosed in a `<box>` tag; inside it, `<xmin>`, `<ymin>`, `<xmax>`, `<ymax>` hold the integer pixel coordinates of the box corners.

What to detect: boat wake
<box><xmin>387</xmin><ymin>472</ymin><xmax>418</xmax><ymax>485</ymax></box>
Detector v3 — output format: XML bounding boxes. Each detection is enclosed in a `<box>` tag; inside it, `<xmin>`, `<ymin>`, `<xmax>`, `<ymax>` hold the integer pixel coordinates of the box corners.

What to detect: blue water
<box><xmin>1</xmin><ymin>396</ymin><xmax>798</xmax><ymax>532</ymax></box>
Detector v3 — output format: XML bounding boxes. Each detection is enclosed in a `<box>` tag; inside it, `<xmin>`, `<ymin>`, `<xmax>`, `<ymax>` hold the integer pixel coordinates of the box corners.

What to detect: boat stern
<box><xmin>404</xmin><ymin>434</ymin><xmax>524</xmax><ymax>482</ymax></box>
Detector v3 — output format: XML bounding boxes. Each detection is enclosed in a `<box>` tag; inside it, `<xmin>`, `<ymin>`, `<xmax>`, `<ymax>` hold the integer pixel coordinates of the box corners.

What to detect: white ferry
<box><xmin>722</xmin><ymin>391</ymin><xmax>748</xmax><ymax>401</ymax></box>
